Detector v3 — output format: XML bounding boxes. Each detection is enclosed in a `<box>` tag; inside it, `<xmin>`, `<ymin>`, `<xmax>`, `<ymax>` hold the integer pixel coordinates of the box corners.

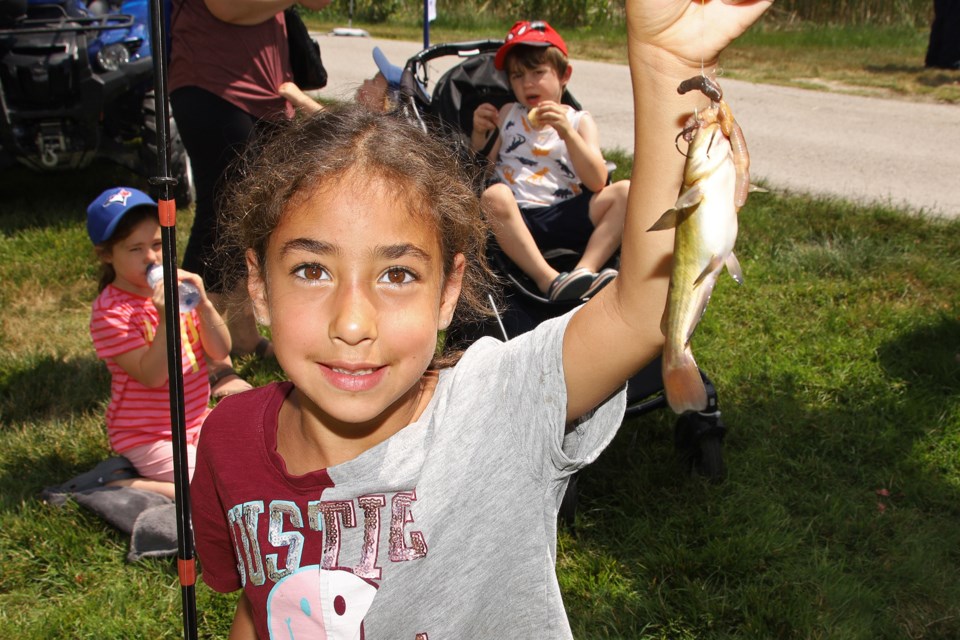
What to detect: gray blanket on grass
<box><xmin>41</xmin><ymin>458</ymin><xmax>180</xmax><ymax>563</ymax></box>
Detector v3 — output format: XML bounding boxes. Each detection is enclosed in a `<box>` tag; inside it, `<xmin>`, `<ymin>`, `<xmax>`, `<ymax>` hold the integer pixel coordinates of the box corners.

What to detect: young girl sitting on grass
<box><xmin>191</xmin><ymin>0</ymin><xmax>771</xmax><ymax>636</ymax></box>
<box><xmin>87</xmin><ymin>187</ymin><xmax>231</xmax><ymax>499</ymax></box>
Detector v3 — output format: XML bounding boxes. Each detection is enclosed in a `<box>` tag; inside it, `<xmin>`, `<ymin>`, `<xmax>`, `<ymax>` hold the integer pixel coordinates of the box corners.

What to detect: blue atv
<box><xmin>0</xmin><ymin>0</ymin><xmax>192</xmax><ymax>205</ymax></box>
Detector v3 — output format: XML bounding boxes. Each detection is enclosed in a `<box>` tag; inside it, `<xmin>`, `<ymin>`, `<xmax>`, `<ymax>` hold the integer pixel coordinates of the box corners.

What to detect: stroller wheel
<box><xmin>674</xmin><ymin>410</ymin><xmax>727</xmax><ymax>482</ymax></box>
<box><xmin>694</xmin><ymin>434</ymin><xmax>726</xmax><ymax>481</ymax></box>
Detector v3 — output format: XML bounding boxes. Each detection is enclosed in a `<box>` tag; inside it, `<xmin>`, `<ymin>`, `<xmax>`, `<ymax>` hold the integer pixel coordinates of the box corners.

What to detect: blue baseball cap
<box><xmin>372</xmin><ymin>46</ymin><xmax>428</xmax><ymax>98</ymax></box>
<box><xmin>372</xmin><ymin>46</ymin><xmax>403</xmax><ymax>88</ymax></box>
<box><xmin>86</xmin><ymin>186</ymin><xmax>157</xmax><ymax>244</ymax></box>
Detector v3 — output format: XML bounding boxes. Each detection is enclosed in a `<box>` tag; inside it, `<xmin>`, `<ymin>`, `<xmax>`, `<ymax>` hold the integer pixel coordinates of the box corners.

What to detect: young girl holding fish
<box><xmin>190</xmin><ymin>1</ymin><xmax>771</xmax><ymax>636</ymax></box>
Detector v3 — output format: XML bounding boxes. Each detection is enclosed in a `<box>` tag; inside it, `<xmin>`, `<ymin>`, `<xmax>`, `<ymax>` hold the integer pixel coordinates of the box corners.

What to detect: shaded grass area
<box><xmin>560</xmin><ymin>191</ymin><xmax>960</xmax><ymax>638</ymax></box>
<box><xmin>2</xmin><ymin>158</ymin><xmax>959</xmax><ymax>637</ymax></box>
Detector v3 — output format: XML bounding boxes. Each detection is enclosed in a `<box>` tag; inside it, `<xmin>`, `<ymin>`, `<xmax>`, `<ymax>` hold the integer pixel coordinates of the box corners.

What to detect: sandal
<box><xmin>209</xmin><ymin>367</ymin><xmax>253</xmax><ymax>399</ymax></box>
<box><xmin>546</xmin><ymin>267</ymin><xmax>595</xmax><ymax>302</ymax></box>
<box><xmin>583</xmin><ymin>268</ymin><xmax>618</xmax><ymax>299</ymax></box>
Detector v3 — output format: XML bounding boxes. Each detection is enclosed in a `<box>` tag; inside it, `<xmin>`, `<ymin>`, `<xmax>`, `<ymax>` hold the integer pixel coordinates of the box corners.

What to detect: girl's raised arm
<box><xmin>562</xmin><ymin>0</ymin><xmax>772</xmax><ymax>421</ymax></box>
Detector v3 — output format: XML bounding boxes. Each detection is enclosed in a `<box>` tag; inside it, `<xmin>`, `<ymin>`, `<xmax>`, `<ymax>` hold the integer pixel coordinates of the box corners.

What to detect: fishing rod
<box><xmin>146</xmin><ymin>0</ymin><xmax>198</xmax><ymax>638</ymax></box>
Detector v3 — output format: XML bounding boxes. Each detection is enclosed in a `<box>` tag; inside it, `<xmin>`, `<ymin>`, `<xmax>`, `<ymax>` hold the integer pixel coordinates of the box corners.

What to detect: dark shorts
<box><xmin>520</xmin><ymin>190</ymin><xmax>595</xmax><ymax>253</ymax></box>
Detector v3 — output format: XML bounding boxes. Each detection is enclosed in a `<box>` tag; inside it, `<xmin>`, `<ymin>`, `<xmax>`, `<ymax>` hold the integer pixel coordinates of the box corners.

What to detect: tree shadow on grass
<box><xmin>563</xmin><ymin>315</ymin><xmax>960</xmax><ymax>637</ymax></box>
<box><xmin>0</xmin><ymin>353</ymin><xmax>109</xmax><ymax>425</ymax></box>
<box><xmin>0</xmin><ymin>161</ymin><xmax>147</xmax><ymax>236</ymax></box>
<box><xmin>0</xmin><ymin>353</ymin><xmax>112</xmax><ymax>505</ymax></box>
<box><xmin>875</xmin><ymin>313</ymin><xmax>960</xmax><ymax>398</ymax></box>
<box><xmin>864</xmin><ymin>64</ymin><xmax>926</xmax><ymax>74</ymax></box>
<box><xmin>865</xmin><ymin>63</ymin><xmax>960</xmax><ymax>88</ymax></box>
<box><xmin>3</xmin><ymin>450</ymin><xmax>105</xmax><ymax>509</ymax></box>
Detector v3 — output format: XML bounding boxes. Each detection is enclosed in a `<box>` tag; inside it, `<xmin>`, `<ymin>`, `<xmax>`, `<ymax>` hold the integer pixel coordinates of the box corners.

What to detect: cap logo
<box><xmin>104</xmin><ymin>188</ymin><xmax>133</xmax><ymax>208</ymax></box>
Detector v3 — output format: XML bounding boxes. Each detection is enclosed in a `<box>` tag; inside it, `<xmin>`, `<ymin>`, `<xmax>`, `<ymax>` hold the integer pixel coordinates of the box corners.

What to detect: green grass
<box><xmin>2</xmin><ymin>146</ymin><xmax>959</xmax><ymax>636</ymax></box>
<box><xmin>2</xmin><ymin>11</ymin><xmax>958</xmax><ymax>636</ymax></box>
<box><xmin>304</xmin><ymin>12</ymin><xmax>960</xmax><ymax>103</ymax></box>
<box><xmin>724</xmin><ymin>23</ymin><xmax>960</xmax><ymax>103</ymax></box>
<box><xmin>560</xmin><ymin>189</ymin><xmax>960</xmax><ymax>639</ymax></box>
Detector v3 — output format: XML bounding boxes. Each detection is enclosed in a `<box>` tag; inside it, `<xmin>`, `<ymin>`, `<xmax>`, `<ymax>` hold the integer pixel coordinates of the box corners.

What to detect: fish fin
<box><xmin>725</xmin><ymin>252</ymin><xmax>744</xmax><ymax>284</ymax></box>
<box><xmin>649</xmin><ymin>188</ymin><xmax>702</xmax><ymax>231</ymax></box>
<box><xmin>660</xmin><ymin>304</ymin><xmax>669</xmax><ymax>337</ymax></box>
<box><xmin>738</xmin><ymin>184</ymin><xmax>768</xmax><ymax>208</ymax></box>
<box><xmin>648</xmin><ymin>208</ymin><xmax>679</xmax><ymax>231</ymax></box>
<box><xmin>674</xmin><ymin>185</ymin><xmax>704</xmax><ymax>210</ymax></box>
<box><xmin>663</xmin><ymin>348</ymin><xmax>708</xmax><ymax>414</ymax></box>
<box><xmin>693</xmin><ymin>255</ymin><xmax>724</xmax><ymax>288</ymax></box>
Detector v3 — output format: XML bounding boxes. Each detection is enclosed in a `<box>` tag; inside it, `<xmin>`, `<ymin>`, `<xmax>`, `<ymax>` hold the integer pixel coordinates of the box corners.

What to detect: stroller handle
<box><xmin>400</xmin><ymin>39</ymin><xmax>503</xmax><ymax>107</ymax></box>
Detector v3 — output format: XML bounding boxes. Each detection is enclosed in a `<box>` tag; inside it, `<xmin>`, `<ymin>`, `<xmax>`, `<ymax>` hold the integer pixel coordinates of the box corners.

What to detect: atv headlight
<box><xmin>96</xmin><ymin>44</ymin><xmax>131</xmax><ymax>72</ymax></box>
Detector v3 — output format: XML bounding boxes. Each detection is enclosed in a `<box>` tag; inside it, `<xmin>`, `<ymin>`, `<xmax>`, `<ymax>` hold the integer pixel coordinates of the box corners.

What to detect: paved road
<box><xmin>311</xmin><ymin>34</ymin><xmax>960</xmax><ymax>219</ymax></box>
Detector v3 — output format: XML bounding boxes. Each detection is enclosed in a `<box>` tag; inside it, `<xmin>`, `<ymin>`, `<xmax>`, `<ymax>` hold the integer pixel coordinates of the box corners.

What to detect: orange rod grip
<box><xmin>159</xmin><ymin>199</ymin><xmax>176</xmax><ymax>228</ymax></box>
<box><xmin>178</xmin><ymin>557</ymin><xmax>196</xmax><ymax>586</ymax></box>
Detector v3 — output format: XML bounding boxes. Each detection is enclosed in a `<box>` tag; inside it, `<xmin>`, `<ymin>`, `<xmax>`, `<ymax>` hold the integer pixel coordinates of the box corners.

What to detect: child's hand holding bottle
<box><xmin>146</xmin><ymin>264</ymin><xmax>202</xmax><ymax>313</ymax></box>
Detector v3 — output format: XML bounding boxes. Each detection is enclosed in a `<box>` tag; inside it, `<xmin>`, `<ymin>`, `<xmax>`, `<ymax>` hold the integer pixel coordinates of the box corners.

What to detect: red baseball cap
<box><xmin>494</xmin><ymin>20</ymin><xmax>568</xmax><ymax>70</ymax></box>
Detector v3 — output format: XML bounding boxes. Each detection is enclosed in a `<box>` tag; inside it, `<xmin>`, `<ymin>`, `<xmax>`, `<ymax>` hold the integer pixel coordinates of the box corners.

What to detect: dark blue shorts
<box><xmin>520</xmin><ymin>190</ymin><xmax>595</xmax><ymax>253</ymax></box>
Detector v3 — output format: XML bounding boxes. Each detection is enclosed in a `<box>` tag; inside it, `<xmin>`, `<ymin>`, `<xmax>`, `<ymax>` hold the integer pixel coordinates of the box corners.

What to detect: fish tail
<box><xmin>663</xmin><ymin>348</ymin><xmax>708</xmax><ymax>414</ymax></box>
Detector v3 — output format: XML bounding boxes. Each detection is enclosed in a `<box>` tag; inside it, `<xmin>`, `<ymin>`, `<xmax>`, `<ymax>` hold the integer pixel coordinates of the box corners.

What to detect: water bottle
<box><xmin>146</xmin><ymin>264</ymin><xmax>201</xmax><ymax>313</ymax></box>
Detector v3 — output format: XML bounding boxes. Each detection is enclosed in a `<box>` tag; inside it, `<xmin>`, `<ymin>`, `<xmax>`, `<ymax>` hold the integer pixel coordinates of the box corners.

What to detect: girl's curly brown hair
<box><xmin>217</xmin><ymin>103</ymin><xmax>499</xmax><ymax>367</ymax></box>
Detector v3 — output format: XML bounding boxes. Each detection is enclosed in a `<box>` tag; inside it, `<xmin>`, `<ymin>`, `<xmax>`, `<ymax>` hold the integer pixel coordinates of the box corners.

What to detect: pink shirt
<box><xmin>90</xmin><ymin>285</ymin><xmax>210</xmax><ymax>453</ymax></box>
<box><xmin>168</xmin><ymin>0</ymin><xmax>293</xmax><ymax>120</ymax></box>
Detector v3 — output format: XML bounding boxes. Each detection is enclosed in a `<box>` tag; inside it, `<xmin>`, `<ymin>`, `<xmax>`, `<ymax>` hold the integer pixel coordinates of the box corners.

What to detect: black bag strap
<box><xmin>479</xmin><ymin>126</ymin><xmax>500</xmax><ymax>158</ymax></box>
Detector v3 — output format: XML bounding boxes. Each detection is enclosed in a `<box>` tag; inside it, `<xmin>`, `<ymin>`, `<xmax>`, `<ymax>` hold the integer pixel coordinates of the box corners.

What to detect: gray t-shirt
<box><xmin>192</xmin><ymin>307</ymin><xmax>627</xmax><ymax>639</ymax></box>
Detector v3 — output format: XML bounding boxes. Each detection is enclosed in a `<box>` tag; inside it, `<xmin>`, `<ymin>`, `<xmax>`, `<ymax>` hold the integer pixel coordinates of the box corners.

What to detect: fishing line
<box><xmin>699</xmin><ymin>0</ymin><xmax>706</xmax><ymax>78</ymax></box>
<box><xmin>691</xmin><ymin>0</ymin><xmax>706</xmax><ymax>123</ymax></box>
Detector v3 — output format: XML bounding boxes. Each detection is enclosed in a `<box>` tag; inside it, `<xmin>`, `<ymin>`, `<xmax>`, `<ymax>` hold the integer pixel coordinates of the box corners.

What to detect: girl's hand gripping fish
<box><xmin>649</xmin><ymin>75</ymin><xmax>759</xmax><ymax>414</ymax></box>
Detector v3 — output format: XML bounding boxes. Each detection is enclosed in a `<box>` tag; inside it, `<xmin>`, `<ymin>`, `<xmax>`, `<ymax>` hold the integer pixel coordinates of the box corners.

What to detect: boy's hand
<box><xmin>530</xmin><ymin>101</ymin><xmax>573</xmax><ymax>138</ymax></box>
<box><xmin>630</xmin><ymin>0</ymin><xmax>772</xmax><ymax>70</ymax></box>
<box><xmin>472</xmin><ymin>102</ymin><xmax>499</xmax><ymax>136</ymax></box>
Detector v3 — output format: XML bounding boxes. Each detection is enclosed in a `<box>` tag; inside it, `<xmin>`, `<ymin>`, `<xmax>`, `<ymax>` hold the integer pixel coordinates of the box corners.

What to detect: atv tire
<box><xmin>141</xmin><ymin>91</ymin><xmax>194</xmax><ymax>208</ymax></box>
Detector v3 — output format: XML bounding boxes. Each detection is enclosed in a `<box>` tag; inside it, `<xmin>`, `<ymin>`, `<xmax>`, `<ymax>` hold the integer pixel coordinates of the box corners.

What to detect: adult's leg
<box><xmin>926</xmin><ymin>0</ymin><xmax>960</xmax><ymax>69</ymax></box>
<box><xmin>170</xmin><ymin>88</ymin><xmax>260</xmax><ymax>395</ymax></box>
<box><xmin>170</xmin><ymin>87</ymin><xmax>254</xmax><ymax>290</ymax></box>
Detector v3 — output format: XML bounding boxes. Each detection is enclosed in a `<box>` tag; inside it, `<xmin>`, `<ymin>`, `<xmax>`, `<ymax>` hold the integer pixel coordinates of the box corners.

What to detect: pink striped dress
<box><xmin>90</xmin><ymin>284</ymin><xmax>210</xmax><ymax>454</ymax></box>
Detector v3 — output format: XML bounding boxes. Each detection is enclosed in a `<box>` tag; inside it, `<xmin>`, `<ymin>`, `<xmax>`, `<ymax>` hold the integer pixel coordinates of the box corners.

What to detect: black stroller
<box><xmin>396</xmin><ymin>40</ymin><xmax>727</xmax><ymax>523</ymax></box>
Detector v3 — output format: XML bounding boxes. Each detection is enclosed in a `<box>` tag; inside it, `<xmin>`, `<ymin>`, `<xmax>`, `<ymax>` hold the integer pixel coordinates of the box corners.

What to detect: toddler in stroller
<box><xmin>471</xmin><ymin>21</ymin><xmax>628</xmax><ymax>304</ymax></box>
<box><xmin>394</xmin><ymin>35</ymin><xmax>729</xmax><ymax>521</ymax></box>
